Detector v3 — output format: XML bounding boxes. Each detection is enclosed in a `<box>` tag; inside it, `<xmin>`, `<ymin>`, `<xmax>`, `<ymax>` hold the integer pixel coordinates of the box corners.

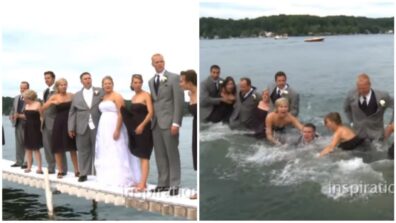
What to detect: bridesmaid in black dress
<box><xmin>207</xmin><ymin>76</ymin><xmax>236</xmax><ymax>123</ymax></box>
<box><xmin>180</xmin><ymin>70</ymin><xmax>197</xmax><ymax>199</ymax></box>
<box><xmin>254</xmin><ymin>89</ymin><xmax>270</xmax><ymax>138</ymax></box>
<box><xmin>121</xmin><ymin>74</ymin><xmax>154</xmax><ymax>192</ymax></box>
<box><xmin>41</xmin><ymin>78</ymin><xmax>79</xmax><ymax>178</ymax></box>
<box><xmin>21</xmin><ymin>90</ymin><xmax>43</xmax><ymax>174</ymax></box>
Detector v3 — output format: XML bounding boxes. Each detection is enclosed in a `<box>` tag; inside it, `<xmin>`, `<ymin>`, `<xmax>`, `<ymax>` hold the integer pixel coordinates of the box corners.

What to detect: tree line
<box><xmin>200</xmin><ymin>15</ymin><xmax>394</xmax><ymax>39</ymax></box>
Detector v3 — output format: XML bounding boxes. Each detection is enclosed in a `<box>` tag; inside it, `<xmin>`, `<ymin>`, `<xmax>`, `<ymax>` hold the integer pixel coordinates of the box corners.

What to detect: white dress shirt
<box><xmin>83</xmin><ymin>87</ymin><xmax>95</xmax><ymax>129</ymax></box>
<box><xmin>83</xmin><ymin>87</ymin><xmax>93</xmax><ymax>109</ymax></box>
<box><xmin>276</xmin><ymin>84</ymin><xmax>288</xmax><ymax>95</ymax></box>
<box><xmin>360</xmin><ymin>90</ymin><xmax>372</xmax><ymax>106</ymax></box>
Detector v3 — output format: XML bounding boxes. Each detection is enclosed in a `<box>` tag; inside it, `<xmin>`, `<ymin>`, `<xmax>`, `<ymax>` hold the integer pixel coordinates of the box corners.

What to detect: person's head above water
<box><xmin>302</xmin><ymin>123</ymin><xmax>316</xmax><ymax>143</ymax></box>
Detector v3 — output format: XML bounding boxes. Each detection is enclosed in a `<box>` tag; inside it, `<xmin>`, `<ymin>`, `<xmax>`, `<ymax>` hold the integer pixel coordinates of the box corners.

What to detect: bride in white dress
<box><xmin>95</xmin><ymin>76</ymin><xmax>141</xmax><ymax>187</ymax></box>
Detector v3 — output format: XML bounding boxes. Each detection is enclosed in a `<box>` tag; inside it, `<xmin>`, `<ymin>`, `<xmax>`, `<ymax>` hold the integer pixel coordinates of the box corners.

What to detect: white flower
<box><xmin>219</xmin><ymin>80</ymin><xmax>223</xmax><ymax>85</ymax></box>
<box><xmin>94</xmin><ymin>90</ymin><xmax>99</xmax><ymax>96</ymax></box>
<box><xmin>252</xmin><ymin>94</ymin><xmax>257</xmax><ymax>100</ymax></box>
<box><xmin>281</xmin><ymin>90</ymin><xmax>288</xmax><ymax>95</ymax></box>
<box><xmin>379</xmin><ymin>99</ymin><xmax>386</xmax><ymax>107</ymax></box>
<box><xmin>160</xmin><ymin>75</ymin><xmax>167</xmax><ymax>83</ymax></box>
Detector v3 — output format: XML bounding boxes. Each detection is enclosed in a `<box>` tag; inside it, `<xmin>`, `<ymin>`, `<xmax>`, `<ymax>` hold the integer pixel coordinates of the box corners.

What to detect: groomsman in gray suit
<box><xmin>42</xmin><ymin>71</ymin><xmax>67</xmax><ymax>174</ymax></box>
<box><xmin>148</xmin><ymin>53</ymin><xmax>184</xmax><ymax>196</ymax></box>
<box><xmin>229</xmin><ymin>77</ymin><xmax>262</xmax><ymax>130</ymax></box>
<box><xmin>200</xmin><ymin>65</ymin><xmax>223</xmax><ymax>122</ymax></box>
<box><xmin>344</xmin><ymin>73</ymin><xmax>394</xmax><ymax>141</ymax></box>
<box><xmin>9</xmin><ymin>81</ymin><xmax>29</xmax><ymax>168</ymax></box>
<box><xmin>267</xmin><ymin>71</ymin><xmax>299</xmax><ymax>116</ymax></box>
<box><xmin>68</xmin><ymin>72</ymin><xmax>104</xmax><ymax>182</ymax></box>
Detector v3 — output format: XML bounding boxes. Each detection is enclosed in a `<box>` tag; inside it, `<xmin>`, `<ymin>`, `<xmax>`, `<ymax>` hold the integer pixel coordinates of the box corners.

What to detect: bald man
<box><xmin>344</xmin><ymin>73</ymin><xmax>394</xmax><ymax>141</ymax></box>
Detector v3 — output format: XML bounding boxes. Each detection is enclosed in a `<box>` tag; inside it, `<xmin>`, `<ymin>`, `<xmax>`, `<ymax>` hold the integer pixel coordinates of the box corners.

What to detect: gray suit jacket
<box><xmin>68</xmin><ymin>87</ymin><xmax>104</xmax><ymax>135</ymax></box>
<box><xmin>10</xmin><ymin>95</ymin><xmax>25</xmax><ymax>127</ymax></box>
<box><xmin>229</xmin><ymin>87</ymin><xmax>262</xmax><ymax>130</ymax></box>
<box><xmin>267</xmin><ymin>83</ymin><xmax>300</xmax><ymax>116</ymax></box>
<box><xmin>43</xmin><ymin>90</ymin><xmax>56</xmax><ymax>131</ymax></box>
<box><xmin>200</xmin><ymin>76</ymin><xmax>223</xmax><ymax>121</ymax></box>
<box><xmin>149</xmin><ymin>70</ymin><xmax>184</xmax><ymax>129</ymax></box>
<box><xmin>344</xmin><ymin>88</ymin><xmax>394</xmax><ymax>140</ymax></box>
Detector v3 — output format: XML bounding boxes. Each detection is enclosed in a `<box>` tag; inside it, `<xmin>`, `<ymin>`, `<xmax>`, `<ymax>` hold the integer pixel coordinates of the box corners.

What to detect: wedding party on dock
<box><xmin>2</xmin><ymin>0</ymin><xmax>198</xmax><ymax>220</ymax></box>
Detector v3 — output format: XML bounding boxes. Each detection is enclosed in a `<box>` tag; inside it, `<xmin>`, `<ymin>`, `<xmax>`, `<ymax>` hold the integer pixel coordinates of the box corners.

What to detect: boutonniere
<box><xmin>219</xmin><ymin>80</ymin><xmax>223</xmax><ymax>85</ymax></box>
<box><xmin>160</xmin><ymin>75</ymin><xmax>168</xmax><ymax>83</ymax></box>
<box><xmin>94</xmin><ymin>90</ymin><xmax>99</xmax><ymax>96</ymax></box>
<box><xmin>379</xmin><ymin>99</ymin><xmax>386</xmax><ymax>107</ymax></box>
<box><xmin>281</xmin><ymin>90</ymin><xmax>289</xmax><ymax>96</ymax></box>
<box><xmin>252</xmin><ymin>94</ymin><xmax>257</xmax><ymax>100</ymax></box>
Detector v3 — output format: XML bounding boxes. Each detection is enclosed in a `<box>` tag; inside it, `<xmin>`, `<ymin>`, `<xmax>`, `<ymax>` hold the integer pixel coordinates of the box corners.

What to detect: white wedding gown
<box><xmin>95</xmin><ymin>100</ymin><xmax>141</xmax><ymax>187</ymax></box>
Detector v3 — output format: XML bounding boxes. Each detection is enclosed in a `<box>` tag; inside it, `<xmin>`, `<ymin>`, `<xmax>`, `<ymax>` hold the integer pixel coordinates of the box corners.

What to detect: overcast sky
<box><xmin>200</xmin><ymin>0</ymin><xmax>395</xmax><ymax>19</ymax></box>
<box><xmin>1</xmin><ymin>0</ymin><xmax>199</xmax><ymax>100</ymax></box>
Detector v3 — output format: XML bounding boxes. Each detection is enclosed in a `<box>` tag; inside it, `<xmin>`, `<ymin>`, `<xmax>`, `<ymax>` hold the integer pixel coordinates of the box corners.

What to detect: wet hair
<box><xmin>44</xmin><ymin>71</ymin><xmax>55</xmax><ymax>79</ymax></box>
<box><xmin>23</xmin><ymin>89</ymin><xmax>37</xmax><ymax>101</ymax></box>
<box><xmin>54</xmin><ymin>78</ymin><xmax>68</xmax><ymax>93</ymax></box>
<box><xmin>240</xmin><ymin>77</ymin><xmax>251</xmax><ymax>86</ymax></box>
<box><xmin>303</xmin><ymin>123</ymin><xmax>316</xmax><ymax>132</ymax></box>
<box><xmin>274</xmin><ymin>97</ymin><xmax>289</xmax><ymax>112</ymax></box>
<box><xmin>221</xmin><ymin>76</ymin><xmax>236</xmax><ymax>95</ymax></box>
<box><xmin>102</xmin><ymin>76</ymin><xmax>114</xmax><ymax>86</ymax></box>
<box><xmin>275</xmin><ymin>71</ymin><xmax>287</xmax><ymax>81</ymax></box>
<box><xmin>80</xmin><ymin>72</ymin><xmax>91</xmax><ymax>80</ymax></box>
<box><xmin>21</xmin><ymin>81</ymin><xmax>30</xmax><ymax>89</ymax></box>
<box><xmin>324</xmin><ymin>112</ymin><xmax>342</xmax><ymax>125</ymax></box>
<box><xmin>180</xmin><ymin>70</ymin><xmax>197</xmax><ymax>86</ymax></box>
<box><xmin>210</xmin><ymin>64</ymin><xmax>220</xmax><ymax>72</ymax></box>
<box><xmin>130</xmin><ymin>74</ymin><xmax>143</xmax><ymax>91</ymax></box>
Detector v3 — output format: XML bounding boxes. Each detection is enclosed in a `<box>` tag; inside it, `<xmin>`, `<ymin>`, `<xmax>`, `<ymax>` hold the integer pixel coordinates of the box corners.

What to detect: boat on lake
<box><xmin>304</xmin><ymin>37</ymin><xmax>325</xmax><ymax>42</ymax></box>
<box><xmin>274</xmin><ymin>34</ymin><xmax>288</xmax><ymax>40</ymax></box>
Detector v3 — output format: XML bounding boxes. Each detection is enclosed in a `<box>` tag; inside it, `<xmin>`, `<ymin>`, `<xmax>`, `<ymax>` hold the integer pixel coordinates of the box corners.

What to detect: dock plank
<box><xmin>2</xmin><ymin>159</ymin><xmax>197</xmax><ymax>220</ymax></box>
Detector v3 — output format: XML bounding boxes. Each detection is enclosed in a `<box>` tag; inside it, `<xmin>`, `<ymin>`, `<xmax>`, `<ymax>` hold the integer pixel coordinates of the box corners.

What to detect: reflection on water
<box><xmin>2</xmin><ymin>186</ymin><xmax>103</xmax><ymax>220</ymax></box>
<box><xmin>3</xmin><ymin>188</ymin><xmax>84</xmax><ymax>220</ymax></box>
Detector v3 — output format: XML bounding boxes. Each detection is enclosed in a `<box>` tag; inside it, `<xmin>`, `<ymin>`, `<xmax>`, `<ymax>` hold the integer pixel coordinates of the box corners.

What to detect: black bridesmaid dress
<box><xmin>121</xmin><ymin>103</ymin><xmax>153</xmax><ymax>159</ymax></box>
<box><xmin>206</xmin><ymin>102</ymin><xmax>234</xmax><ymax>123</ymax></box>
<box><xmin>189</xmin><ymin>103</ymin><xmax>197</xmax><ymax>171</ymax></box>
<box><xmin>24</xmin><ymin>110</ymin><xmax>43</xmax><ymax>149</ymax></box>
<box><xmin>51</xmin><ymin>102</ymin><xmax>76</xmax><ymax>153</ymax></box>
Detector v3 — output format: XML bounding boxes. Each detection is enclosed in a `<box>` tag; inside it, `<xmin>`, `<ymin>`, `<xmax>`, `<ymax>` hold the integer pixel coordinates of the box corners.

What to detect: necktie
<box><xmin>44</xmin><ymin>88</ymin><xmax>50</xmax><ymax>102</ymax></box>
<box><xmin>361</xmin><ymin>96</ymin><xmax>368</xmax><ymax>110</ymax></box>
<box><xmin>277</xmin><ymin>89</ymin><xmax>281</xmax><ymax>97</ymax></box>
<box><xmin>154</xmin><ymin>74</ymin><xmax>160</xmax><ymax>95</ymax></box>
<box><xmin>17</xmin><ymin>96</ymin><xmax>24</xmax><ymax>113</ymax></box>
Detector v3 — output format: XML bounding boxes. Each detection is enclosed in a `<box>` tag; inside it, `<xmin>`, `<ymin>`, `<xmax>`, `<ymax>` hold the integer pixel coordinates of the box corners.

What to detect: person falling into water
<box><xmin>265</xmin><ymin>97</ymin><xmax>303</xmax><ymax>145</ymax></box>
<box><xmin>319</xmin><ymin>112</ymin><xmax>365</xmax><ymax>157</ymax></box>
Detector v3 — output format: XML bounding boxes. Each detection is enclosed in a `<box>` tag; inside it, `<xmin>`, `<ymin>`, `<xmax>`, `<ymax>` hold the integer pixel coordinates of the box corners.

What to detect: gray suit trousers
<box><xmin>152</xmin><ymin>125</ymin><xmax>181</xmax><ymax>187</ymax></box>
<box><xmin>76</xmin><ymin>127</ymin><xmax>97</xmax><ymax>176</ymax></box>
<box><xmin>14</xmin><ymin>122</ymin><xmax>25</xmax><ymax>165</ymax></box>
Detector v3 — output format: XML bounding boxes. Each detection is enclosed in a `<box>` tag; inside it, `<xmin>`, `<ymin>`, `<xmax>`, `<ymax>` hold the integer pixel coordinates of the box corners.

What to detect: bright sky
<box><xmin>200</xmin><ymin>0</ymin><xmax>395</xmax><ymax>19</ymax></box>
<box><xmin>1</xmin><ymin>0</ymin><xmax>199</xmax><ymax>100</ymax></box>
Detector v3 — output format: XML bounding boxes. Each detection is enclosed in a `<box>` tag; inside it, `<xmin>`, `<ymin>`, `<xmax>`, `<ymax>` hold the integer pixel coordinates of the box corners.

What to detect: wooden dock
<box><xmin>2</xmin><ymin>159</ymin><xmax>197</xmax><ymax>220</ymax></box>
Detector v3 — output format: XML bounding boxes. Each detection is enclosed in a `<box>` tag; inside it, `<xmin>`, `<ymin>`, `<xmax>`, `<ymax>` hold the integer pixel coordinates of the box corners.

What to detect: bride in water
<box><xmin>95</xmin><ymin>76</ymin><xmax>141</xmax><ymax>187</ymax></box>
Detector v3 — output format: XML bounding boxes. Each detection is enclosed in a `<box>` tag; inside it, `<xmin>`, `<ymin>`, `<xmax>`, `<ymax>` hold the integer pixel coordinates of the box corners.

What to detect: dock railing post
<box><xmin>44</xmin><ymin>168</ymin><xmax>54</xmax><ymax>218</ymax></box>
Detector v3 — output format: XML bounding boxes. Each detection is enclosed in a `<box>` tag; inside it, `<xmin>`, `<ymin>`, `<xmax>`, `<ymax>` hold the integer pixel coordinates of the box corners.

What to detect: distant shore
<box><xmin>200</xmin><ymin>15</ymin><xmax>394</xmax><ymax>39</ymax></box>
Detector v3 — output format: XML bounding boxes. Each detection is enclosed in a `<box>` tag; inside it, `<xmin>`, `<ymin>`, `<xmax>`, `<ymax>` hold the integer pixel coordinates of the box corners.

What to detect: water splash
<box><xmin>220</xmin><ymin>134</ymin><xmax>391</xmax><ymax>200</ymax></box>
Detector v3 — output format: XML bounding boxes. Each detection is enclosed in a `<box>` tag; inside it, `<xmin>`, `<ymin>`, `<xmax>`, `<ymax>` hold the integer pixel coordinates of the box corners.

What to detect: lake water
<box><xmin>200</xmin><ymin>35</ymin><xmax>394</xmax><ymax>220</ymax></box>
<box><xmin>2</xmin><ymin>115</ymin><xmax>196</xmax><ymax>220</ymax></box>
